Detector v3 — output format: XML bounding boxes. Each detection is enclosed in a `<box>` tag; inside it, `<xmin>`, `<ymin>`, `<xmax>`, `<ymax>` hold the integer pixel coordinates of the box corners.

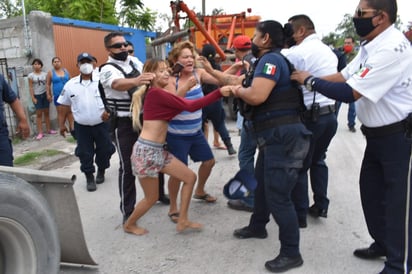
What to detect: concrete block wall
<box><xmin>0</xmin><ymin>11</ymin><xmax>58</xmax><ymax>137</ymax></box>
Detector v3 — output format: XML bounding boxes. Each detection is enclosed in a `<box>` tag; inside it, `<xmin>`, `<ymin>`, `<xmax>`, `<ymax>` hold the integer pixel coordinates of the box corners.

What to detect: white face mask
<box><xmin>79</xmin><ymin>63</ymin><xmax>93</xmax><ymax>75</ymax></box>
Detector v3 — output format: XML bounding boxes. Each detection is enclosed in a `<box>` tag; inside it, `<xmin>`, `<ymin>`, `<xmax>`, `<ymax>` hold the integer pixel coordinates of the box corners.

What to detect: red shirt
<box><xmin>143</xmin><ymin>87</ymin><xmax>222</xmax><ymax>121</ymax></box>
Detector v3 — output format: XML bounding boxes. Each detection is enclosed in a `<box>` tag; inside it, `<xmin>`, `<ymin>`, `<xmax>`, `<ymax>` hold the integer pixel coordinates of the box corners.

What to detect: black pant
<box><xmin>113</xmin><ymin>118</ymin><xmax>139</xmax><ymax>219</ymax></box>
<box><xmin>74</xmin><ymin>121</ymin><xmax>115</xmax><ymax>174</ymax></box>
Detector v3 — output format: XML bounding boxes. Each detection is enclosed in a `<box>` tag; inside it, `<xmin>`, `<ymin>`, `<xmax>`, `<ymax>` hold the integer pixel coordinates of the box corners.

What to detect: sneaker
<box><xmin>36</xmin><ymin>133</ymin><xmax>44</xmax><ymax>140</ymax></box>
<box><xmin>48</xmin><ymin>129</ymin><xmax>57</xmax><ymax>134</ymax></box>
<box><xmin>349</xmin><ymin>126</ymin><xmax>356</xmax><ymax>133</ymax></box>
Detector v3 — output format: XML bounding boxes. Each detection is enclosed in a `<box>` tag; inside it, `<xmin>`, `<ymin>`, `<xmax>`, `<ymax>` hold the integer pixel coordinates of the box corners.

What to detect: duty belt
<box><xmin>252</xmin><ymin>114</ymin><xmax>301</xmax><ymax>132</ymax></box>
<box><xmin>302</xmin><ymin>104</ymin><xmax>335</xmax><ymax>120</ymax></box>
<box><xmin>361</xmin><ymin>120</ymin><xmax>406</xmax><ymax>138</ymax></box>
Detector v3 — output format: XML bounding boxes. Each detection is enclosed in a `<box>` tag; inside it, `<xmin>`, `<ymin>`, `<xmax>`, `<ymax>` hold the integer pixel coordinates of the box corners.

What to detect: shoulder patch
<box><xmin>356</xmin><ymin>65</ymin><xmax>372</xmax><ymax>78</ymax></box>
<box><xmin>101</xmin><ymin>71</ymin><xmax>112</xmax><ymax>81</ymax></box>
<box><xmin>262</xmin><ymin>63</ymin><xmax>277</xmax><ymax>75</ymax></box>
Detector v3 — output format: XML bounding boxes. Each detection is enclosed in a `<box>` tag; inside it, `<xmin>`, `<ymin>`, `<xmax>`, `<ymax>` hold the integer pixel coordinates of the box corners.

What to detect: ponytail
<box><xmin>130</xmin><ymin>85</ymin><xmax>148</xmax><ymax>131</ymax></box>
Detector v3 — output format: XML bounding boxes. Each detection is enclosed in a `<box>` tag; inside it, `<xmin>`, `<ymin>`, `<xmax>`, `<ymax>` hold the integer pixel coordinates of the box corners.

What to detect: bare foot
<box><xmin>123</xmin><ymin>223</ymin><xmax>149</xmax><ymax>235</ymax></box>
<box><xmin>176</xmin><ymin>220</ymin><xmax>203</xmax><ymax>233</ymax></box>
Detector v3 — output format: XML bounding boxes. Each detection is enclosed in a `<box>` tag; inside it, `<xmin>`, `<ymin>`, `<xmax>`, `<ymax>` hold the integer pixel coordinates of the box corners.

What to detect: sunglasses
<box><xmin>109</xmin><ymin>42</ymin><xmax>129</xmax><ymax>49</ymax></box>
<box><xmin>128</xmin><ymin>50</ymin><xmax>134</xmax><ymax>54</ymax></box>
<box><xmin>355</xmin><ymin>7</ymin><xmax>378</xmax><ymax>17</ymax></box>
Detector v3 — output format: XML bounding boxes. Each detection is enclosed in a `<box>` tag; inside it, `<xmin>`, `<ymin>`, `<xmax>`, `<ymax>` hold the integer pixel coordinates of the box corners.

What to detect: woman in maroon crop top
<box><xmin>123</xmin><ymin>58</ymin><xmax>232</xmax><ymax>235</ymax></box>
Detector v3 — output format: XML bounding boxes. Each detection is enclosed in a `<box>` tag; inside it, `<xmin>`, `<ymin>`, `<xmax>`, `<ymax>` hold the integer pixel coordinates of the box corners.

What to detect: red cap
<box><xmin>232</xmin><ymin>35</ymin><xmax>252</xmax><ymax>50</ymax></box>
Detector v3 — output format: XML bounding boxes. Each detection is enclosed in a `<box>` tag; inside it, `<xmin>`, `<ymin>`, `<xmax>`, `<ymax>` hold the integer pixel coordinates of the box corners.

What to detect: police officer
<box><xmin>99</xmin><ymin>32</ymin><xmax>155</xmax><ymax>222</ymax></box>
<box><xmin>282</xmin><ymin>15</ymin><xmax>338</xmax><ymax>228</ymax></box>
<box><xmin>57</xmin><ymin>52</ymin><xmax>115</xmax><ymax>191</ymax></box>
<box><xmin>229</xmin><ymin>20</ymin><xmax>311</xmax><ymax>273</ymax></box>
<box><xmin>292</xmin><ymin>0</ymin><xmax>412</xmax><ymax>272</ymax></box>
<box><xmin>0</xmin><ymin>74</ymin><xmax>30</xmax><ymax>166</ymax></box>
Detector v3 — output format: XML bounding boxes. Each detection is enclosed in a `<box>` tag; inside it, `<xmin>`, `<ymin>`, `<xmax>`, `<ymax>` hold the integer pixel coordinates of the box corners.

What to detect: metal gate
<box><xmin>0</xmin><ymin>58</ymin><xmax>19</xmax><ymax>138</ymax></box>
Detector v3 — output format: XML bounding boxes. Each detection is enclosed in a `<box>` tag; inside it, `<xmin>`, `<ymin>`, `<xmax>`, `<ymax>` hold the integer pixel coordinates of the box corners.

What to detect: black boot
<box><xmin>96</xmin><ymin>169</ymin><xmax>105</xmax><ymax>184</ymax></box>
<box><xmin>158</xmin><ymin>172</ymin><xmax>170</xmax><ymax>205</ymax></box>
<box><xmin>85</xmin><ymin>173</ymin><xmax>96</xmax><ymax>192</ymax></box>
<box><xmin>223</xmin><ymin>138</ymin><xmax>237</xmax><ymax>155</ymax></box>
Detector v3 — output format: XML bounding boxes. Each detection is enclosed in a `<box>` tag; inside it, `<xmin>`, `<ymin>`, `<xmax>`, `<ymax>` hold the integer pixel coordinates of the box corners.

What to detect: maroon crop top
<box><xmin>143</xmin><ymin>87</ymin><xmax>222</xmax><ymax>121</ymax></box>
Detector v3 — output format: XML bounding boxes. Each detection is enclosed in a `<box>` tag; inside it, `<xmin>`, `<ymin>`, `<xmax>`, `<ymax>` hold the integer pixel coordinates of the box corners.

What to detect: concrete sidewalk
<box><xmin>14</xmin><ymin>104</ymin><xmax>382</xmax><ymax>274</ymax></box>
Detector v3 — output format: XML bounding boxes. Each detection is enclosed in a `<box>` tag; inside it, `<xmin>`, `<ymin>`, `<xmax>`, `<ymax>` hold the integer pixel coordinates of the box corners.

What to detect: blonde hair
<box><xmin>167</xmin><ymin>40</ymin><xmax>196</xmax><ymax>65</ymax></box>
<box><xmin>131</xmin><ymin>58</ymin><xmax>168</xmax><ymax>131</ymax></box>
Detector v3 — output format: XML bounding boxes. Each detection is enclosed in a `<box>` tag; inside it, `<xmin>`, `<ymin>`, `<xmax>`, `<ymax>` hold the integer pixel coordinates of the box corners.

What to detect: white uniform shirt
<box><xmin>342</xmin><ymin>25</ymin><xmax>412</xmax><ymax>127</ymax></box>
<box><xmin>282</xmin><ymin>34</ymin><xmax>338</xmax><ymax>108</ymax></box>
<box><xmin>57</xmin><ymin>75</ymin><xmax>105</xmax><ymax>126</ymax></box>
<box><xmin>99</xmin><ymin>56</ymin><xmax>143</xmax><ymax>117</ymax></box>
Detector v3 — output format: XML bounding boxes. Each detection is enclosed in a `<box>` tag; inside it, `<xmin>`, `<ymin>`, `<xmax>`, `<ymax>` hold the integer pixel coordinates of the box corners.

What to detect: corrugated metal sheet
<box><xmin>52</xmin><ymin>25</ymin><xmax>110</xmax><ymax>77</ymax></box>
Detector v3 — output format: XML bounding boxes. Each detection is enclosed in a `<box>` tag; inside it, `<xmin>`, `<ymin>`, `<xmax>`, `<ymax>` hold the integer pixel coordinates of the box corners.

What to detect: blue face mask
<box><xmin>353</xmin><ymin>16</ymin><xmax>377</xmax><ymax>37</ymax></box>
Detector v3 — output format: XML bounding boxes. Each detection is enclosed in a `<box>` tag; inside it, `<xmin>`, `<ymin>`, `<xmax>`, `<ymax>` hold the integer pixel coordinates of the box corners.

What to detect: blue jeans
<box><xmin>293</xmin><ymin>113</ymin><xmax>338</xmax><ymax>220</ymax></box>
<box><xmin>335</xmin><ymin>101</ymin><xmax>356</xmax><ymax>128</ymax></box>
<box><xmin>202</xmin><ymin>99</ymin><xmax>231</xmax><ymax>143</ymax></box>
<box><xmin>237</xmin><ymin>120</ymin><xmax>257</xmax><ymax>207</ymax></box>
<box><xmin>247</xmin><ymin>122</ymin><xmax>311</xmax><ymax>257</ymax></box>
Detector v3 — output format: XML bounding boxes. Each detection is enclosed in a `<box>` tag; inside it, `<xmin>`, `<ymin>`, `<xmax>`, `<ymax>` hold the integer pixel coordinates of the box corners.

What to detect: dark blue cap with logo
<box><xmin>223</xmin><ymin>169</ymin><xmax>257</xmax><ymax>199</ymax></box>
<box><xmin>77</xmin><ymin>52</ymin><xmax>94</xmax><ymax>62</ymax></box>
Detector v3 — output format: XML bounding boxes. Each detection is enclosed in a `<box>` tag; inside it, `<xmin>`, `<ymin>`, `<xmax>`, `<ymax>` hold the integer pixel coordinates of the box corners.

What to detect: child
<box><xmin>28</xmin><ymin>58</ymin><xmax>57</xmax><ymax>140</ymax></box>
<box><xmin>124</xmin><ymin>58</ymin><xmax>231</xmax><ymax>235</ymax></box>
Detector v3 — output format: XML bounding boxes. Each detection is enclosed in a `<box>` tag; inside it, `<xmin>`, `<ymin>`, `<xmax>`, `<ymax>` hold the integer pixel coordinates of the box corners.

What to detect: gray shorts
<box><xmin>131</xmin><ymin>138</ymin><xmax>173</xmax><ymax>178</ymax></box>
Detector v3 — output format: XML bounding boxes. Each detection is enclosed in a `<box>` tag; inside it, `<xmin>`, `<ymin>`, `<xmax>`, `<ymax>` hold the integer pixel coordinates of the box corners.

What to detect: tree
<box><xmin>24</xmin><ymin>0</ymin><xmax>118</xmax><ymax>24</ymax></box>
<box><xmin>0</xmin><ymin>0</ymin><xmax>22</xmax><ymax>18</ymax></box>
<box><xmin>119</xmin><ymin>6</ymin><xmax>157</xmax><ymax>31</ymax></box>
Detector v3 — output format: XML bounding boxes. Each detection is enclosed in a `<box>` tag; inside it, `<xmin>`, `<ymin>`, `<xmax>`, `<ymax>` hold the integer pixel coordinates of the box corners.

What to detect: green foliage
<box><xmin>120</xmin><ymin>7</ymin><xmax>156</xmax><ymax>31</ymax></box>
<box><xmin>13</xmin><ymin>149</ymin><xmax>61</xmax><ymax>166</ymax></box>
<box><xmin>24</xmin><ymin>0</ymin><xmax>118</xmax><ymax>24</ymax></box>
<box><xmin>0</xmin><ymin>0</ymin><xmax>23</xmax><ymax>18</ymax></box>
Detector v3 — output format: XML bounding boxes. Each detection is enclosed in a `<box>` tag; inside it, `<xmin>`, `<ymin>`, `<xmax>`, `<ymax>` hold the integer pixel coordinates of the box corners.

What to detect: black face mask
<box><xmin>353</xmin><ymin>16</ymin><xmax>378</xmax><ymax>37</ymax></box>
<box><xmin>111</xmin><ymin>51</ymin><xmax>129</xmax><ymax>61</ymax></box>
<box><xmin>251</xmin><ymin>43</ymin><xmax>261</xmax><ymax>58</ymax></box>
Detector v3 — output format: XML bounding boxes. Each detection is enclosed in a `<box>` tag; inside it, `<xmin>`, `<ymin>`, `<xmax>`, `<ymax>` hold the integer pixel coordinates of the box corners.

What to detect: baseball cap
<box><xmin>232</xmin><ymin>35</ymin><xmax>252</xmax><ymax>50</ymax></box>
<box><xmin>223</xmin><ymin>169</ymin><xmax>257</xmax><ymax>200</ymax></box>
<box><xmin>201</xmin><ymin>44</ymin><xmax>216</xmax><ymax>60</ymax></box>
<box><xmin>77</xmin><ymin>52</ymin><xmax>94</xmax><ymax>62</ymax></box>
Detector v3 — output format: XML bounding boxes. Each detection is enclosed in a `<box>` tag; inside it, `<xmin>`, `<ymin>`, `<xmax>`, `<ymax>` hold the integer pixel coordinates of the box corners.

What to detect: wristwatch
<box><xmin>304</xmin><ymin>76</ymin><xmax>316</xmax><ymax>91</ymax></box>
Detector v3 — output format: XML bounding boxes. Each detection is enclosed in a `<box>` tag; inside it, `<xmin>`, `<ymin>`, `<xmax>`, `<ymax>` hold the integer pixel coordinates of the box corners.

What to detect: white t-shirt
<box><xmin>28</xmin><ymin>71</ymin><xmax>47</xmax><ymax>95</ymax></box>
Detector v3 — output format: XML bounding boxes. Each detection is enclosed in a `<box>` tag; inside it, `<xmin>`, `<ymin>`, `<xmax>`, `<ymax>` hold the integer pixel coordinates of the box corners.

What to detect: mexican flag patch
<box><xmin>356</xmin><ymin>65</ymin><xmax>371</xmax><ymax>78</ymax></box>
<box><xmin>263</xmin><ymin>63</ymin><xmax>277</xmax><ymax>75</ymax></box>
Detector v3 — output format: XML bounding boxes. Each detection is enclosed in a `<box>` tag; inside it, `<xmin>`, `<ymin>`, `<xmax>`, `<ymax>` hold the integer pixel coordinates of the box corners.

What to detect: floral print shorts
<box><xmin>130</xmin><ymin>138</ymin><xmax>173</xmax><ymax>178</ymax></box>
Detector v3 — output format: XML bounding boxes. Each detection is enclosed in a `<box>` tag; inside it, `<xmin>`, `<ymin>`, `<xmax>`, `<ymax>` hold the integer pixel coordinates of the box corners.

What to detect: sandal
<box><xmin>168</xmin><ymin>212</ymin><xmax>179</xmax><ymax>223</ymax></box>
<box><xmin>213</xmin><ymin>143</ymin><xmax>227</xmax><ymax>150</ymax></box>
<box><xmin>193</xmin><ymin>193</ymin><xmax>217</xmax><ymax>203</ymax></box>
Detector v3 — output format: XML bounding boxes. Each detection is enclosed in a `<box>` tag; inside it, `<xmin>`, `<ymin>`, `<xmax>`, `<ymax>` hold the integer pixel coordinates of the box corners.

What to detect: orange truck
<box><xmin>170</xmin><ymin>0</ymin><xmax>260</xmax><ymax>60</ymax></box>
